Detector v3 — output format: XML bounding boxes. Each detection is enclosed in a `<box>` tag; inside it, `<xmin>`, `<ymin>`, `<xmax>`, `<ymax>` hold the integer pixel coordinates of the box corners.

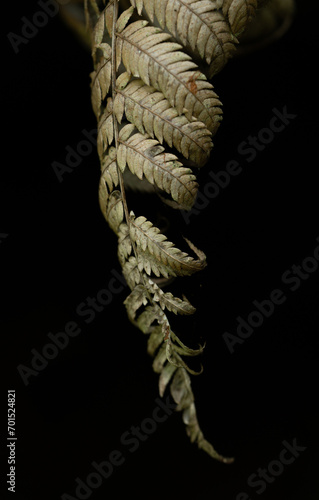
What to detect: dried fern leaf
<box><xmin>92</xmin><ymin>0</ymin><xmax>114</xmax><ymax>43</ymax></box>
<box><xmin>169</xmin><ymin>368</ymin><xmax>234</xmax><ymax>462</ymax></box>
<box><xmin>166</xmin><ymin>345</ymin><xmax>204</xmax><ymax>375</ymax></box>
<box><xmin>117</xmin><ymin>222</ymin><xmax>132</xmax><ymax>258</ymax></box>
<box><xmin>182</xmin><ymin>398</ymin><xmax>234</xmax><ymax>463</ymax></box>
<box><xmin>147</xmin><ymin>324</ymin><xmax>164</xmax><ymax>356</ymax></box>
<box><xmin>99</xmin><ymin>147</ymin><xmax>118</xmax><ymax>191</ymax></box>
<box><xmin>105</xmin><ymin>190</ymin><xmax>124</xmax><ymax>233</ymax></box>
<box><xmin>158</xmin><ymin>361</ymin><xmax>178</xmax><ymax>397</ymax></box>
<box><xmin>170</xmin><ymin>330</ymin><xmax>204</xmax><ymax>356</ymax></box>
<box><xmin>153</xmin><ymin>343</ymin><xmax>168</xmax><ymax>373</ymax></box>
<box><xmin>144</xmin><ymin>278</ymin><xmax>196</xmax><ymax>315</ymax></box>
<box><xmin>98</xmin><ymin>147</ymin><xmax>119</xmax><ymax>218</ymax></box>
<box><xmin>121</xmin><ymin>246</ymin><xmax>177</xmax><ymax>282</ymax></box>
<box><xmin>129</xmin><ymin>213</ymin><xmax>207</xmax><ymax>277</ymax></box>
<box><xmin>118</xmin><ymin>217</ymin><xmax>206</xmax><ymax>284</ymax></box>
<box><xmin>170</xmin><ymin>367</ymin><xmax>194</xmax><ymax>410</ymax></box>
<box><xmin>120</xmin><ymin>255</ymin><xmax>142</xmax><ymax>289</ymax></box>
<box><xmin>130</xmin><ymin>0</ymin><xmax>238</xmax><ymax>75</ymax></box>
<box><xmin>123</xmin><ymin>283</ymin><xmax>149</xmax><ymax>322</ymax></box>
<box><xmin>136</xmin><ymin>249</ymin><xmax>179</xmax><ymax>279</ymax></box>
<box><xmin>97</xmin><ymin>98</ymin><xmax>114</xmax><ymax>157</ymax></box>
<box><xmin>136</xmin><ymin>304</ymin><xmax>164</xmax><ymax>333</ymax></box>
<box><xmin>90</xmin><ymin>44</ymin><xmax>112</xmax><ymax>118</ymax></box>
<box><xmin>84</xmin><ymin>0</ymin><xmax>264</xmax><ymax>463</ymax></box>
<box><xmin>114</xmin><ymin>78</ymin><xmax>215</xmax><ymax>163</ymax></box>
<box><xmin>118</xmin><ymin>222</ymin><xmax>206</xmax><ymax>282</ymax></box>
<box><xmin>126</xmin><ymin>292</ymin><xmax>201</xmax><ymax>375</ymax></box>
<box><xmin>116</xmin><ymin>4</ymin><xmax>135</xmax><ymax>33</ymax></box>
<box><xmin>116</xmin><ymin>20</ymin><xmax>222</xmax><ymax>132</ymax></box>
<box><xmin>116</xmin><ymin>125</ymin><xmax>199</xmax><ymax>209</ymax></box>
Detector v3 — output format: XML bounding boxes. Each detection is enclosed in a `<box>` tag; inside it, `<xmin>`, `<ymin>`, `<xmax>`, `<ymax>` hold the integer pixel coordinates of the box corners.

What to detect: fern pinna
<box><xmin>84</xmin><ymin>0</ymin><xmax>265</xmax><ymax>462</ymax></box>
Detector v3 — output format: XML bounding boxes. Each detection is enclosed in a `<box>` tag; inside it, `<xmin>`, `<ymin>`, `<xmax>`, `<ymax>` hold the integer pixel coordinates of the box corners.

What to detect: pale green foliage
<box><xmin>84</xmin><ymin>0</ymin><xmax>266</xmax><ymax>461</ymax></box>
<box><xmin>130</xmin><ymin>0</ymin><xmax>238</xmax><ymax>76</ymax></box>
<box><xmin>114</xmin><ymin>79</ymin><xmax>214</xmax><ymax>166</ymax></box>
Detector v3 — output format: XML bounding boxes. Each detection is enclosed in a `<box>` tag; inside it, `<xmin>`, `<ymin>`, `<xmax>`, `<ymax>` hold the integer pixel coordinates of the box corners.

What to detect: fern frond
<box><xmin>97</xmin><ymin>98</ymin><xmax>114</xmax><ymax>158</ymax></box>
<box><xmin>136</xmin><ymin>303</ymin><xmax>164</xmax><ymax>333</ymax></box>
<box><xmin>98</xmin><ymin>147</ymin><xmax>119</xmax><ymax>219</ymax></box>
<box><xmin>116</xmin><ymin>124</ymin><xmax>199</xmax><ymax>209</ymax></box>
<box><xmin>129</xmin><ymin>213</ymin><xmax>207</xmax><ymax>277</ymax></box>
<box><xmin>90</xmin><ymin>43</ymin><xmax>112</xmax><ymax>118</ymax></box>
<box><xmin>158</xmin><ymin>360</ymin><xmax>178</xmax><ymax>396</ymax></box>
<box><xmin>145</xmin><ymin>278</ymin><xmax>196</xmax><ymax>315</ymax></box>
<box><xmin>130</xmin><ymin>0</ymin><xmax>238</xmax><ymax>75</ymax></box>
<box><xmin>105</xmin><ymin>190</ymin><xmax>124</xmax><ymax>233</ymax></box>
<box><xmin>123</xmin><ymin>283</ymin><xmax>149</xmax><ymax>321</ymax></box>
<box><xmin>120</xmin><ymin>247</ymin><xmax>176</xmax><ymax>283</ymax></box>
<box><xmin>171</xmin><ymin>369</ymin><xmax>234</xmax><ymax>462</ymax></box>
<box><xmin>83</xmin><ymin>0</ymin><xmax>274</xmax><ymax>463</ymax></box>
<box><xmin>116</xmin><ymin>20</ymin><xmax>222</xmax><ymax>132</ymax></box>
<box><xmin>114</xmin><ymin>78</ymin><xmax>215</xmax><ymax>163</ymax></box>
<box><xmin>118</xmin><ymin>216</ymin><xmax>206</xmax><ymax>280</ymax></box>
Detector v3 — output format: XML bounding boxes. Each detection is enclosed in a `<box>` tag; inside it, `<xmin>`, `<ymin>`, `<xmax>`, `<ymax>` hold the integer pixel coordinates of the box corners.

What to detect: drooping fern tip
<box><xmin>74</xmin><ymin>0</ymin><xmax>294</xmax><ymax>461</ymax></box>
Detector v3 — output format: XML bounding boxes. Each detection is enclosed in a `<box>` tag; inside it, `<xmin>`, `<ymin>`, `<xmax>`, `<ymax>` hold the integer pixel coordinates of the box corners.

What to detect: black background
<box><xmin>2</xmin><ymin>1</ymin><xmax>319</xmax><ymax>499</ymax></box>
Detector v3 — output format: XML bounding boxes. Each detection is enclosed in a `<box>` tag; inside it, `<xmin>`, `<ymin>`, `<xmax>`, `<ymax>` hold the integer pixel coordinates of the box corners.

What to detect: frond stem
<box><xmin>111</xmin><ymin>0</ymin><xmax>131</xmax><ymax>227</ymax></box>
